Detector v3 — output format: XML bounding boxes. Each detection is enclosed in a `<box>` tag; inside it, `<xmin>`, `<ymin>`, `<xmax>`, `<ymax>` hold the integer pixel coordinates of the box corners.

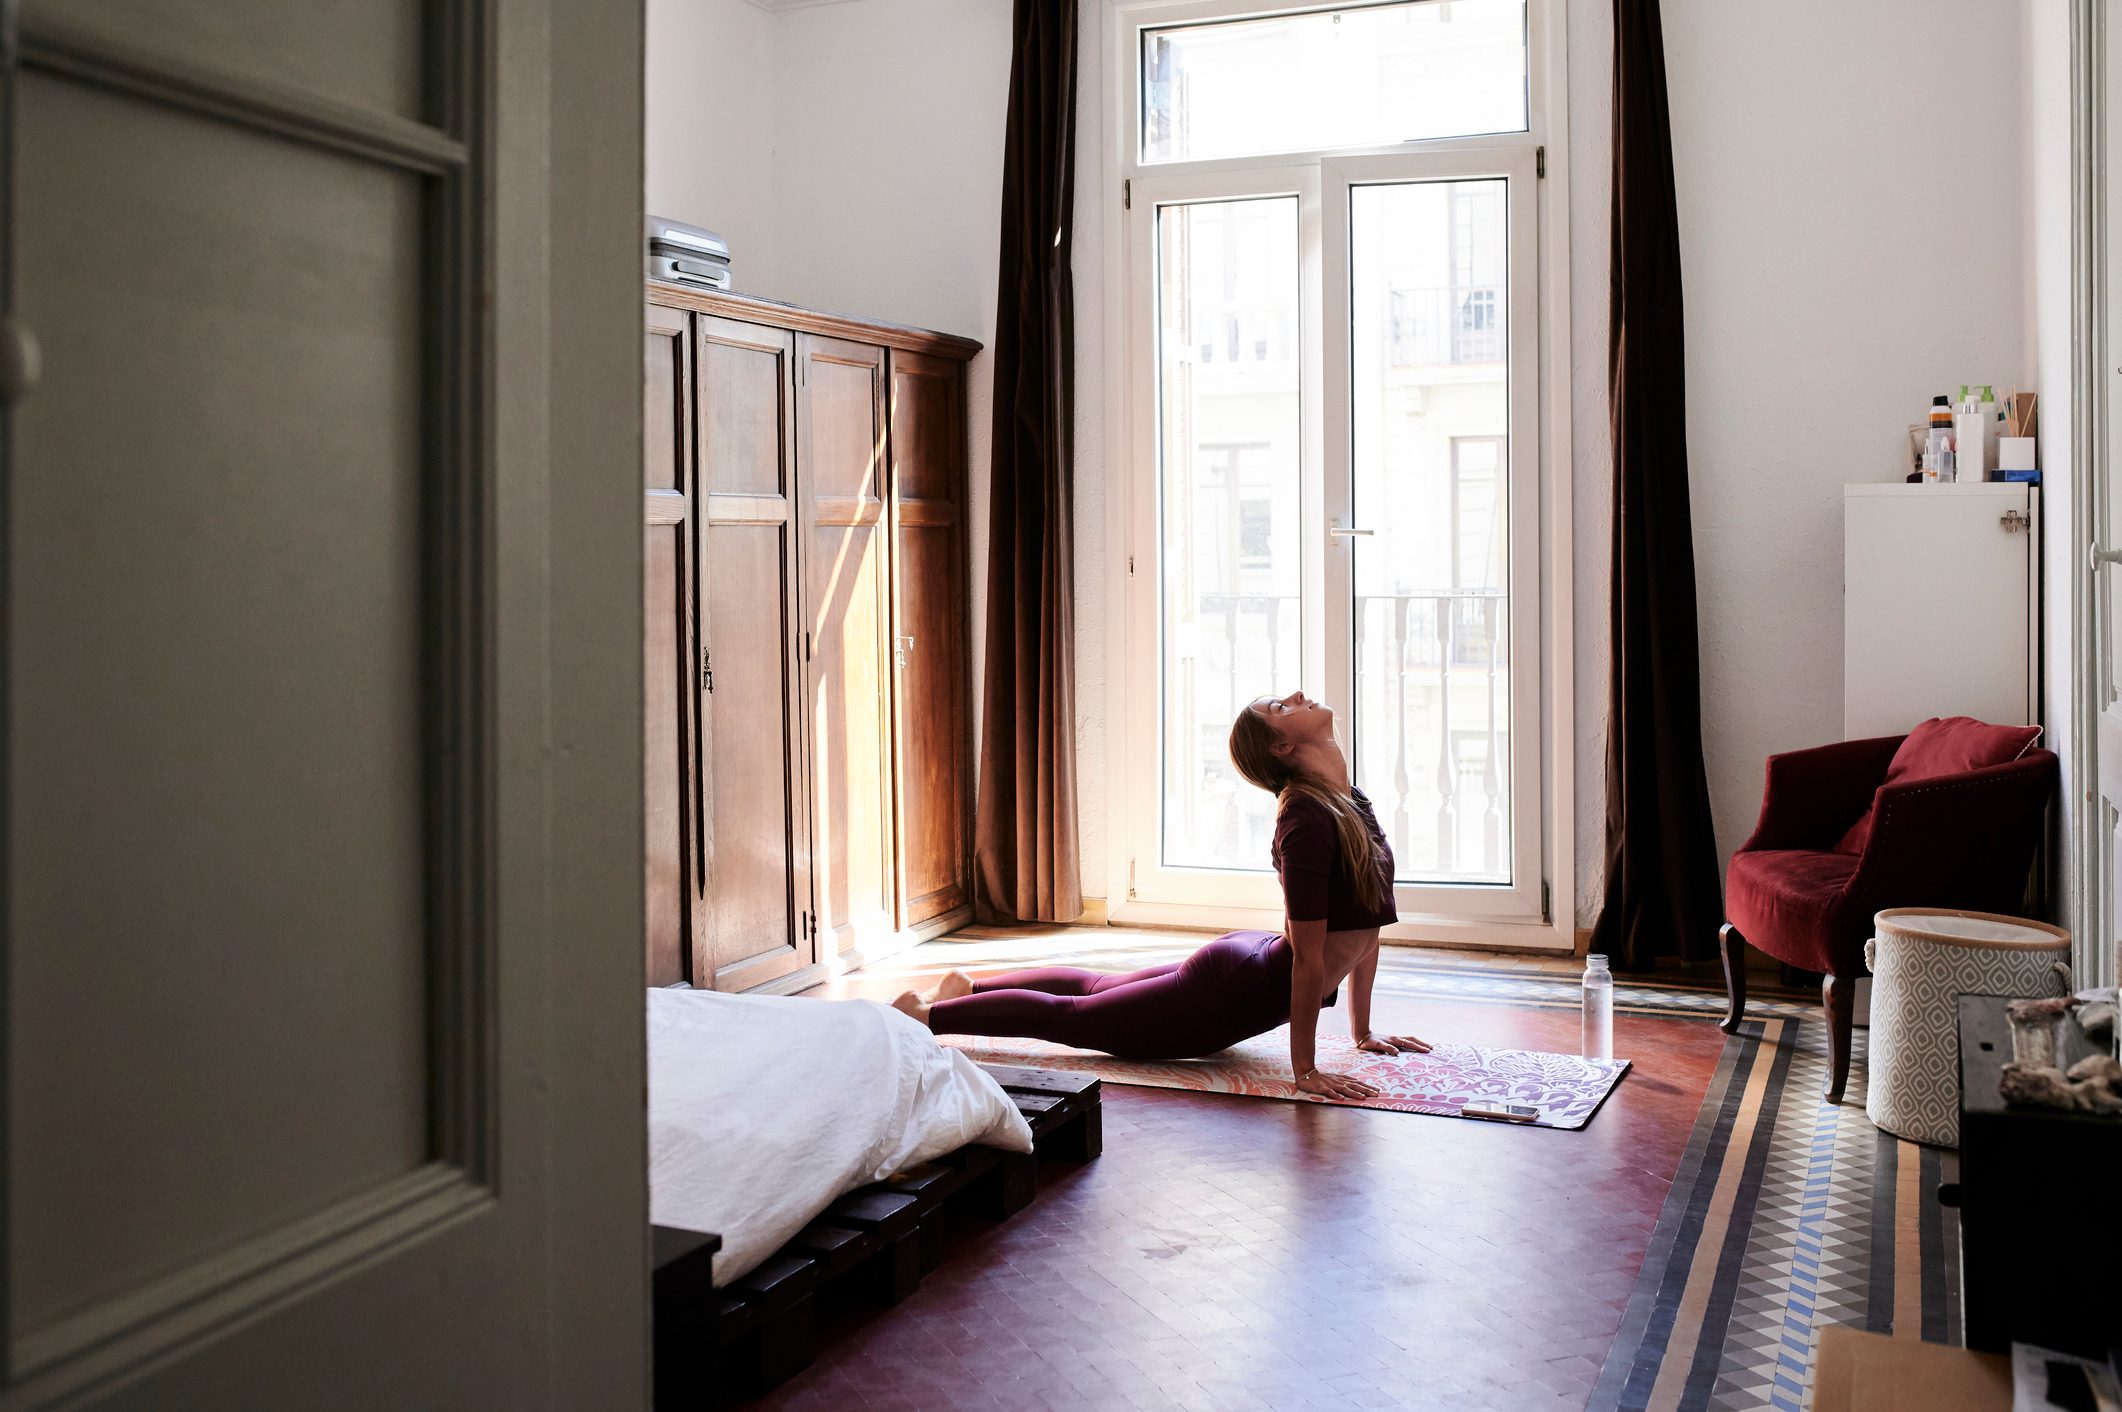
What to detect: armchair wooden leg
<box><xmin>1823</xmin><ymin>974</ymin><xmax>1855</xmax><ymax>1103</ymax></box>
<box><xmin>1719</xmin><ymin>924</ymin><xmax>1748</xmax><ymax>1034</ymax></box>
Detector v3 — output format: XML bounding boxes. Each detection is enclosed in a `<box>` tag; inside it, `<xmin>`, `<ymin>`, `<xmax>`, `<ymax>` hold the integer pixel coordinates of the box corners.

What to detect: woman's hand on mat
<box><xmin>1295</xmin><ymin>1068</ymin><xmax>1379</xmax><ymax>1100</ymax></box>
<box><xmin>1355</xmin><ymin>1033</ymin><xmax>1433</xmax><ymax>1056</ymax></box>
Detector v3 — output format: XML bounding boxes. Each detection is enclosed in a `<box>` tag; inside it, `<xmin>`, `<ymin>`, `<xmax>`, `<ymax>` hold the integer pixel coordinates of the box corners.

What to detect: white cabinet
<box><xmin>1843</xmin><ymin>483</ymin><xmax>2037</xmax><ymax>739</ymax></box>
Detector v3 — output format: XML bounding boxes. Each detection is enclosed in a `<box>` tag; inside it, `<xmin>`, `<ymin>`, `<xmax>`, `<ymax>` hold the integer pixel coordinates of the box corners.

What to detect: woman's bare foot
<box><xmin>933</xmin><ymin>970</ymin><xmax>974</xmax><ymax>1003</ymax></box>
<box><xmin>890</xmin><ymin>990</ymin><xmax>932</xmax><ymax>1026</ymax></box>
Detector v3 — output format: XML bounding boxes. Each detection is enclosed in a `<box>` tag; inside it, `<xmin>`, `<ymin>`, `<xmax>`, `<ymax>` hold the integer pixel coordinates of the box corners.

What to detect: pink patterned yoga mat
<box><xmin>943</xmin><ymin>1027</ymin><xmax>1630</xmax><ymax>1130</ymax></box>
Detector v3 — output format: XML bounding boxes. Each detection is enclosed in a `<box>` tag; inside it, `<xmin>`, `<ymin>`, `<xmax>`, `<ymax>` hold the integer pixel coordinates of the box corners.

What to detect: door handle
<box><xmin>0</xmin><ymin>317</ymin><xmax>39</xmax><ymax>408</ymax></box>
<box><xmin>1328</xmin><ymin>526</ymin><xmax>1375</xmax><ymax>540</ymax></box>
<box><xmin>2092</xmin><ymin>545</ymin><xmax>2122</xmax><ymax>570</ymax></box>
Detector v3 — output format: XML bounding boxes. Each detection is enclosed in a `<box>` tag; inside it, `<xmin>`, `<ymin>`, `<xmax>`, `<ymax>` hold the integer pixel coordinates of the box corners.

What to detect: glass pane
<box><xmin>1157</xmin><ymin>197</ymin><xmax>1302</xmax><ymax>871</ymax></box>
<box><xmin>1348</xmin><ymin>179</ymin><xmax>1512</xmax><ymax>885</ymax></box>
<box><xmin>1142</xmin><ymin>0</ymin><xmax>1527</xmax><ymax>165</ymax></box>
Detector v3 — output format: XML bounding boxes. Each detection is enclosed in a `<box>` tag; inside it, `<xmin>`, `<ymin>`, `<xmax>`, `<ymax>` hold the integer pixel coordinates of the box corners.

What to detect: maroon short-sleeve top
<box><xmin>1271</xmin><ymin>787</ymin><xmax>1399</xmax><ymax>930</ymax></box>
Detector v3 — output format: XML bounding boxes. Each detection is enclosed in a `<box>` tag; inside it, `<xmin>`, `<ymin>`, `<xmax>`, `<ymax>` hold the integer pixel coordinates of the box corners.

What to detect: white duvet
<box><xmin>647</xmin><ymin>987</ymin><xmax>1034</xmax><ymax>1286</ymax></box>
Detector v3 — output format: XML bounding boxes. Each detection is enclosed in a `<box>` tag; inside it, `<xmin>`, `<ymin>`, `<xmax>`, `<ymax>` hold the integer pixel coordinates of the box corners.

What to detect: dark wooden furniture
<box><xmin>643</xmin><ymin>287</ymin><xmax>979</xmax><ymax>992</ymax></box>
<box><xmin>651</xmin><ymin>1227</ymin><xmax>723</xmax><ymax>1408</ymax></box>
<box><xmin>650</xmin><ymin>1065</ymin><xmax>1101</xmax><ymax>1408</ymax></box>
<box><xmin>1954</xmin><ymin>994</ymin><xmax>2122</xmax><ymax>1359</ymax></box>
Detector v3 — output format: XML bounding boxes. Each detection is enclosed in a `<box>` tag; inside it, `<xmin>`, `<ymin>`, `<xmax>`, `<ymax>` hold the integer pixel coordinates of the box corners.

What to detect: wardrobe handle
<box><xmin>0</xmin><ymin>317</ymin><xmax>38</xmax><ymax>408</ymax></box>
<box><xmin>2092</xmin><ymin>545</ymin><xmax>2122</xmax><ymax>571</ymax></box>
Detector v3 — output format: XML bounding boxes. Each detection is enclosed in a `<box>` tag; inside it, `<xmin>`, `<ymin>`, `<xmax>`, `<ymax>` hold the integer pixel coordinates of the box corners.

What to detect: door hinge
<box><xmin>1127</xmin><ymin>553</ymin><xmax>1135</xmax><ymax>576</ymax></box>
<box><xmin>1541</xmin><ymin>879</ymin><xmax>1551</xmax><ymax>921</ymax></box>
<box><xmin>1123</xmin><ymin>178</ymin><xmax>1131</xmax><ymax>211</ymax></box>
<box><xmin>1127</xmin><ymin>858</ymin><xmax>1137</xmax><ymax>899</ymax></box>
<box><xmin>804</xmin><ymin>629</ymin><xmax>812</xmax><ymax>661</ymax></box>
<box><xmin>701</xmin><ymin>646</ymin><xmax>714</xmax><ymax>694</ymax></box>
<box><xmin>1535</xmin><ymin>146</ymin><xmax>1546</xmax><ymax>179</ymax></box>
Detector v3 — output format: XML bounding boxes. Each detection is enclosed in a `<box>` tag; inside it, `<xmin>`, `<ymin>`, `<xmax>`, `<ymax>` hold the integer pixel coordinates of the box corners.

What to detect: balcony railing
<box><xmin>1164</xmin><ymin>587</ymin><xmax>1510</xmax><ymax>882</ymax></box>
<box><xmin>1387</xmin><ymin>285</ymin><xmax>1504</xmax><ymax>367</ymax></box>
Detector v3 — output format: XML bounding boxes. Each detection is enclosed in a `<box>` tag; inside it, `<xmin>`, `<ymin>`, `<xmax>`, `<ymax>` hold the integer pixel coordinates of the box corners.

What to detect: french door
<box><xmin>1122</xmin><ymin>146</ymin><xmax>1545</xmax><ymax>931</ymax></box>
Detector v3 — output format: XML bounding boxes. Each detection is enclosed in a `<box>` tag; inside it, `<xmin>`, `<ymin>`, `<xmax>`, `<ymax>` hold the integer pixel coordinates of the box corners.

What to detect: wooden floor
<box><xmin>754</xmin><ymin>929</ymin><xmax>1733</xmax><ymax>1411</ymax></box>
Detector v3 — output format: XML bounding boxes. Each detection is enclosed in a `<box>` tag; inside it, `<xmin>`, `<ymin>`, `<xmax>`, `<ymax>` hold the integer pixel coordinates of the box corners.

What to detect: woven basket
<box><xmin>1864</xmin><ymin>908</ymin><xmax>2071</xmax><ymax>1147</ymax></box>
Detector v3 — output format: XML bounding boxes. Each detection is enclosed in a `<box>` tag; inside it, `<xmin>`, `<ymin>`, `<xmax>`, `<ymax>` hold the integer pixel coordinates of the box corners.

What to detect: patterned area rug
<box><xmin>940</xmin><ymin>1029</ymin><xmax>1631</xmax><ymax>1128</ymax></box>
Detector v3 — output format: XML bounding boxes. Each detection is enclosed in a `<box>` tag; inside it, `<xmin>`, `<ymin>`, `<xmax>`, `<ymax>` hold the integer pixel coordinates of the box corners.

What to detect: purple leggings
<box><xmin>928</xmin><ymin>930</ymin><xmax>1311</xmax><ymax>1060</ymax></box>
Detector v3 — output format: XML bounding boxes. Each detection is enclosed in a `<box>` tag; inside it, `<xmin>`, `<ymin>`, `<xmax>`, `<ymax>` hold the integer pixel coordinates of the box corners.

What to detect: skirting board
<box><xmin>830</xmin><ymin>906</ymin><xmax>976</xmax><ymax>977</ymax></box>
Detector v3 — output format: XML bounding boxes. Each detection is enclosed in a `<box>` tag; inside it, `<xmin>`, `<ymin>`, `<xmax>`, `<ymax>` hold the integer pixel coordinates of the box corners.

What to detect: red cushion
<box><xmin>1834</xmin><ymin>716</ymin><xmax>2041</xmax><ymax>854</ymax></box>
<box><xmin>1724</xmin><ymin>848</ymin><xmax>1862</xmax><ymax>973</ymax></box>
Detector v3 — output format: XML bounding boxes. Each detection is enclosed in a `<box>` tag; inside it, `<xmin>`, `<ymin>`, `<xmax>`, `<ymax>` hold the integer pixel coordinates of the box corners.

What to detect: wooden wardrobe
<box><xmin>643</xmin><ymin>287</ymin><xmax>978</xmax><ymax>993</ymax></box>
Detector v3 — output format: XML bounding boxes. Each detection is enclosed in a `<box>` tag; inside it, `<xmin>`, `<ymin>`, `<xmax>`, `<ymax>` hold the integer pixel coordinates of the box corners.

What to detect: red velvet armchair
<box><xmin>1719</xmin><ymin>725</ymin><xmax>2058</xmax><ymax>1102</ymax></box>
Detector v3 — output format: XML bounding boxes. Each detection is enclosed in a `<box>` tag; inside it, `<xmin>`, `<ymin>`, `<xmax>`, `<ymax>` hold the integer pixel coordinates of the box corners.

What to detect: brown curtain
<box><xmin>974</xmin><ymin>0</ymin><xmax>1082</xmax><ymax>923</ymax></box>
<box><xmin>1589</xmin><ymin>0</ymin><xmax>1722</xmax><ymax>970</ymax></box>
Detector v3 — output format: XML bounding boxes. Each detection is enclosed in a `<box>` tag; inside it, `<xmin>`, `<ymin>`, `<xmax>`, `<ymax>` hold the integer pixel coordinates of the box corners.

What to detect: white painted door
<box><xmin>1</xmin><ymin>2</ymin><xmax>648</xmax><ymax>1407</ymax></box>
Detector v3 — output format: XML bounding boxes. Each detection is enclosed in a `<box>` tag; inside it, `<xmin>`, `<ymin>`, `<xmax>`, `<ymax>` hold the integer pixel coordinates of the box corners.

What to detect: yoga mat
<box><xmin>941</xmin><ymin>1027</ymin><xmax>1630</xmax><ymax>1130</ymax></box>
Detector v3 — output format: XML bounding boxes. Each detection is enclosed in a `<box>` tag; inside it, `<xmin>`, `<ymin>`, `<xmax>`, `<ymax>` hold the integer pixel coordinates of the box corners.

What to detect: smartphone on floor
<box><xmin>1461</xmin><ymin>1100</ymin><xmax>1541</xmax><ymax>1124</ymax></box>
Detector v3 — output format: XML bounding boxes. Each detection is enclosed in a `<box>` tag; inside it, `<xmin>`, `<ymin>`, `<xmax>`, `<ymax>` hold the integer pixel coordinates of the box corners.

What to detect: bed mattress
<box><xmin>647</xmin><ymin>987</ymin><xmax>1034</xmax><ymax>1285</ymax></box>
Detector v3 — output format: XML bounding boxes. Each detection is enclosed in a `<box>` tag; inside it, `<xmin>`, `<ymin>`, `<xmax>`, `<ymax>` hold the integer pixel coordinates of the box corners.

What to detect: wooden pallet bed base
<box><xmin>653</xmin><ymin>1063</ymin><xmax>1102</xmax><ymax>1409</ymax></box>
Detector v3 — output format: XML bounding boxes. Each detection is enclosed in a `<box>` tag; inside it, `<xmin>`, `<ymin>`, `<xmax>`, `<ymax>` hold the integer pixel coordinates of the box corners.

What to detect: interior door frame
<box><xmin>2076</xmin><ymin>0</ymin><xmax>2119</xmax><ymax>990</ymax></box>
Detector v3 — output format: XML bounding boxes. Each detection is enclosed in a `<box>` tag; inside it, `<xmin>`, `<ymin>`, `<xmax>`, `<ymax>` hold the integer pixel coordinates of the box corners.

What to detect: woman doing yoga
<box><xmin>893</xmin><ymin>689</ymin><xmax>1432</xmax><ymax>1100</ymax></box>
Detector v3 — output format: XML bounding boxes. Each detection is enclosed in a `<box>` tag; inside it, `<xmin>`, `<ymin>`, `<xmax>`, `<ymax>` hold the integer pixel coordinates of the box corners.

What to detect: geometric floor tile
<box><xmin>1589</xmin><ymin>1017</ymin><xmax>1960</xmax><ymax>1412</ymax></box>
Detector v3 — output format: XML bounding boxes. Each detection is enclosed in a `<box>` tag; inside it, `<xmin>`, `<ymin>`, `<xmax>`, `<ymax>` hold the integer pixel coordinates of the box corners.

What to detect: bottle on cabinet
<box><xmin>1954</xmin><ymin>384</ymin><xmax>1997</xmax><ymax>484</ymax></box>
<box><xmin>1923</xmin><ymin>395</ymin><xmax>1954</xmax><ymax>484</ymax></box>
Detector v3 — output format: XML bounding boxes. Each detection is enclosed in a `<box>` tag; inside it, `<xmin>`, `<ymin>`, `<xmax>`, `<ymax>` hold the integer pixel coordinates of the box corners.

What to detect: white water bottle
<box><xmin>1582</xmin><ymin>954</ymin><xmax>1614</xmax><ymax>1061</ymax></box>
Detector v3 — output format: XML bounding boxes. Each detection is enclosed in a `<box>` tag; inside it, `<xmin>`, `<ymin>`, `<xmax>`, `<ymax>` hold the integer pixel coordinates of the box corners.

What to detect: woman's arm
<box><xmin>1346</xmin><ymin>937</ymin><xmax>1377</xmax><ymax>1040</ymax></box>
<box><xmin>1347</xmin><ymin>935</ymin><xmax>1432</xmax><ymax>1056</ymax></box>
<box><xmin>1287</xmin><ymin>920</ymin><xmax>1377</xmax><ymax>1100</ymax></box>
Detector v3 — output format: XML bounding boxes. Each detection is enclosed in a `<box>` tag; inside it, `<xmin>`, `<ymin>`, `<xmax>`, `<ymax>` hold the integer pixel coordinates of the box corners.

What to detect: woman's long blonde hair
<box><xmin>1228</xmin><ymin>702</ymin><xmax>1387</xmax><ymax>912</ymax></box>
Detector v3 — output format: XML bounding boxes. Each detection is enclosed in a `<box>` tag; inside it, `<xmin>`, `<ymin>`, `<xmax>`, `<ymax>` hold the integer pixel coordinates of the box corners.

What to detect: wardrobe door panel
<box><xmin>798</xmin><ymin>335</ymin><xmax>896</xmax><ymax>957</ymax></box>
<box><xmin>643</xmin><ymin>302</ymin><xmax>696</xmax><ymax>988</ymax></box>
<box><xmin>888</xmin><ymin>351</ymin><xmax>972</xmax><ymax>927</ymax></box>
<box><xmin>699</xmin><ymin>316</ymin><xmax>813</xmax><ymax>991</ymax></box>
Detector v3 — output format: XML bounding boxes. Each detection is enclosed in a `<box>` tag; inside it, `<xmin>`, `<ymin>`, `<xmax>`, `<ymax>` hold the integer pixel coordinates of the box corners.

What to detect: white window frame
<box><xmin>1098</xmin><ymin>0</ymin><xmax>1576</xmax><ymax>950</ymax></box>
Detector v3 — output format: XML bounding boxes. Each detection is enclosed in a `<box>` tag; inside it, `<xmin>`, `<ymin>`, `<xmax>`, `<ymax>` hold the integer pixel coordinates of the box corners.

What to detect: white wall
<box><xmin>1657</xmin><ymin>0</ymin><xmax>2029</xmax><ymax>910</ymax></box>
<box><xmin>653</xmin><ymin>0</ymin><xmax>2044</xmax><ymax>929</ymax></box>
<box><xmin>644</xmin><ymin>0</ymin><xmax>778</xmax><ymax>294</ymax></box>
